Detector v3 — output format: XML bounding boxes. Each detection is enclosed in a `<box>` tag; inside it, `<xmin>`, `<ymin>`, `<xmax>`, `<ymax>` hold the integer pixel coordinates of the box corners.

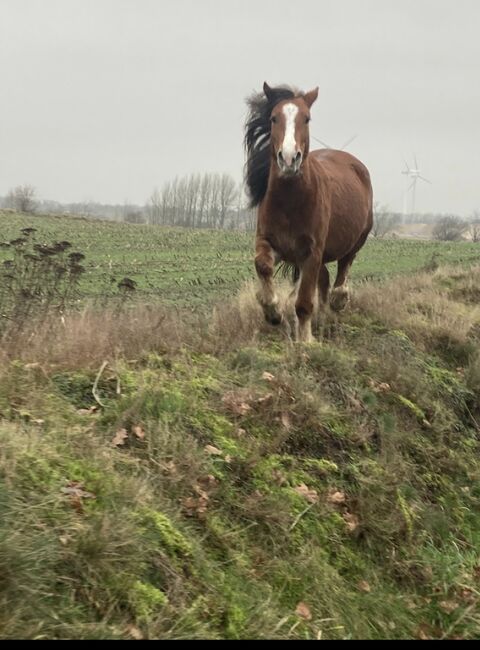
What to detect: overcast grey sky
<box><xmin>1</xmin><ymin>0</ymin><xmax>479</xmax><ymax>214</ymax></box>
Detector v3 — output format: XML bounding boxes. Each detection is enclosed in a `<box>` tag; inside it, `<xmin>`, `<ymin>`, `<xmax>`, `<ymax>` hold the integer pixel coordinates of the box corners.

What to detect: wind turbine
<box><xmin>402</xmin><ymin>155</ymin><xmax>431</xmax><ymax>217</ymax></box>
<box><xmin>312</xmin><ymin>134</ymin><xmax>358</xmax><ymax>151</ymax></box>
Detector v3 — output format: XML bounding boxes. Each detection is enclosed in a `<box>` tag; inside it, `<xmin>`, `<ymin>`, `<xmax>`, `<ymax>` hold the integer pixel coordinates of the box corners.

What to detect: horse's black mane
<box><xmin>244</xmin><ymin>84</ymin><xmax>300</xmax><ymax>208</ymax></box>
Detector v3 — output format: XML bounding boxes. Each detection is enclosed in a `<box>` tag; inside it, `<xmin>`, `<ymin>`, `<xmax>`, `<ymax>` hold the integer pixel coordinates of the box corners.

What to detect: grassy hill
<box><xmin>1</xmin><ymin>252</ymin><xmax>480</xmax><ymax>639</ymax></box>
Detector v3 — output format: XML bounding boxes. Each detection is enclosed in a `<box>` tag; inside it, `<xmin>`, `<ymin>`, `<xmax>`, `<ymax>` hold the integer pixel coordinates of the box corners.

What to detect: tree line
<box><xmin>2</xmin><ymin>182</ymin><xmax>479</xmax><ymax>240</ymax></box>
<box><xmin>1</xmin><ymin>175</ymin><xmax>256</xmax><ymax>231</ymax></box>
<box><xmin>372</xmin><ymin>203</ymin><xmax>480</xmax><ymax>242</ymax></box>
<box><xmin>144</xmin><ymin>172</ymin><xmax>254</xmax><ymax>230</ymax></box>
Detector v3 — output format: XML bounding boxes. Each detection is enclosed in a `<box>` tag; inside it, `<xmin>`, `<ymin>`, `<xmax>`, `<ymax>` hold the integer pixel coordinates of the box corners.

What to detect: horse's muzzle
<box><xmin>277</xmin><ymin>150</ymin><xmax>302</xmax><ymax>176</ymax></box>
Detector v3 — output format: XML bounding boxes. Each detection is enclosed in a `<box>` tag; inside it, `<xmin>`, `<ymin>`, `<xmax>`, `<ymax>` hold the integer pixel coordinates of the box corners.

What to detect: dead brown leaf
<box><xmin>77</xmin><ymin>406</ymin><xmax>98</xmax><ymax>416</ymax></box>
<box><xmin>183</xmin><ymin>493</ymin><xmax>209</xmax><ymax>519</ymax></box>
<box><xmin>262</xmin><ymin>371</ymin><xmax>275</xmax><ymax>382</ymax></box>
<box><xmin>61</xmin><ymin>481</ymin><xmax>96</xmax><ymax>513</ymax></box>
<box><xmin>327</xmin><ymin>490</ymin><xmax>346</xmax><ymax>506</ymax></box>
<box><xmin>459</xmin><ymin>588</ymin><xmax>475</xmax><ymax>604</ymax></box>
<box><xmin>127</xmin><ymin>625</ymin><xmax>145</xmax><ymax>640</ymax></box>
<box><xmin>205</xmin><ymin>445</ymin><xmax>223</xmax><ymax>456</ymax></box>
<box><xmin>343</xmin><ymin>512</ymin><xmax>360</xmax><ymax>533</ymax></box>
<box><xmin>294</xmin><ymin>483</ymin><xmax>319</xmax><ymax>504</ymax></box>
<box><xmin>164</xmin><ymin>460</ymin><xmax>177</xmax><ymax>475</ymax></box>
<box><xmin>272</xmin><ymin>469</ymin><xmax>287</xmax><ymax>486</ymax></box>
<box><xmin>197</xmin><ymin>474</ymin><xmax>219</xmax><ymax>489</ymax></box>
<box><xmin>368</xmin><ymin>379</ymin><xmax>391</xmax><ymax>394</ymax></box>
<box><xmin>358</xmin><ymin>580</ymin><xmax>371</xmax><ymax>593</ymax></box>
<box><xmin>439</xmin><ymin>600</ymin><xmax>459</xmax><ymax>614</ymax></box>
<box><xmin>295</xmin><ymin>601</ymin><xmax>312</xmax><ymax>621</ymax></box>
<box><xmin>61</xmin><ymin>482</ymin><xmax>96</xmax><ymax>500</ymax></box>
<box><xmin>132</xmin><ymin>425</ymin><xmax>146</xmax><ymax>440</ymax></box>
<box><xmin>184</xmin><ymin>482</ymin><xmax>212</xmax><ymax>518</ymax></box>
<box><xmin>349</xmin><ymin>396</ymin><xmax>364</xmax><ymax>413</ymax></box>
<box><xmin>222</xmin><ymin>392</ymin><xmax>252</xmax><ymax>416</ymax></box>
<box><xmin>112</xmin><ymin>428</ymin><xmax>129</xmax><ymax>447</ymax></box>
<box><xmin>281</xmin><ymin>412</ymin><xmax>292</xmax><ymax>431</ymax></box>
<box><xmin>257</xmin><ymin>393</ymin><xmax>274</xmax><ymax>406</ymax></box>
<box><xmin>416</xmin><ymin>624</ymin><xmax>432</xmax><ymax>641</ymax></box>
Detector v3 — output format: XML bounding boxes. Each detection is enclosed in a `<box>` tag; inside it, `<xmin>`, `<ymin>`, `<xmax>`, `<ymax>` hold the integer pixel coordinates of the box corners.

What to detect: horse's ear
<box><xmin>303</xmin><ymin>87</ymin><xmax>319</xmax><ymax>109</ymax></box>
<box><xmin>263</xmin><ymin>82</ymin><xmax>274</xmax><ymax>101</ymax></box>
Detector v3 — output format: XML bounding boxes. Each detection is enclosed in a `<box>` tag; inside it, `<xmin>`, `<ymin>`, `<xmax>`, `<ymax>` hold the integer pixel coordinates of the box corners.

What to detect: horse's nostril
<box><xmin>278</xmin><ymin>151</ymin><xmax>284</xmax><ymax>162</ymax></box>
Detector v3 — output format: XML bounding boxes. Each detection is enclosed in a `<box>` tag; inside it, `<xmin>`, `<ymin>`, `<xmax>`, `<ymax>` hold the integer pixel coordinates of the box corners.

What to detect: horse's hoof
<box><xmin>330</xmin><ymin>287</ymin><xmax>349</xmax><ymax>312</ymax></box>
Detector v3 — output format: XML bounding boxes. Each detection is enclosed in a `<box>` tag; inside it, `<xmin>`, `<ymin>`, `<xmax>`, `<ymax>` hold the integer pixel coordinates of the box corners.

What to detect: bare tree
<box><xmin>432</xmin><ymin>216</ymin><xmax>466</xmax><ymax>241</ymax></box>
<box><xmin>208</xmin><ymin>174</ymin><xmax>220</xmax><ymax>228</ymax></box>
<box><xmin>371</xmin><ymin>202</ymin><xmax>399</xmax><ymax>238</ymax></box>
<box><xmin>5</xmin><ymin>184</ymin><xmax>37</xmax><ymax>213</ymax></box>
<box><xmin>124</xmin><ymin>210</ymin><xmax>145</xmax><ymax>224</ymax></box>
<box><xmin>161</xmin><ymin>181</ymin><xmax>172</xmax><ymax>225</ymax></box>
<box><xmin>146</xmin><ymin>188</ymin><xmax>162</xmax><ymax>225</ymax></box>
<box><xmin>185</xmin><ymin>174</ymin><xmax>201</xmax><ymax>227</ymax></box>
<box><xmin>233</xmin><ymin>182</ymin><xmax>244</xmax><ymax>230</ymax></box>
<box><xmin>233</xmin><ymin>183</ymin><xmax>256</xmax><ymax>230</ymax></box>
<box><xmin>467</xmin><ymin>210</ymin><xmax>480</xmax><ymax>243</ymax></box>
<box><xmin>197</xmin><ymin>174</ymin><xmax>211</xmax><ymax>228</ymax></box>
<box><xmin>218</xmin><ymin>174</ymin><xmax>237</xmax><ymax>229</ymax></box>
<box><xmin>145</xmin><ymin>172</ymin><xmax>241</xmax><ymax>229</ymax></box>
<box><xmin>170</xmin><ymin>179</ymin><xmax>181</xmax><ymax>225</ymax></box>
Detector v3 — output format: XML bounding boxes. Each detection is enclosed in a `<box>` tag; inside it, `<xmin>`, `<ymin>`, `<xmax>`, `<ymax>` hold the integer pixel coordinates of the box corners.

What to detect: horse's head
<box><xmin>264</xmin><ymin>82</ymin><xmax>319</xmax><ymax>177</ymax></box>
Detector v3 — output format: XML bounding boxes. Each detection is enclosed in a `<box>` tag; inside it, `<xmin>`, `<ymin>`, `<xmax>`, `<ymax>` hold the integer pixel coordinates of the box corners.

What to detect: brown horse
<box><xmin>245</xmin><ymin>83</ymin><xmax>373</xmax><ymax>342</ymax></box>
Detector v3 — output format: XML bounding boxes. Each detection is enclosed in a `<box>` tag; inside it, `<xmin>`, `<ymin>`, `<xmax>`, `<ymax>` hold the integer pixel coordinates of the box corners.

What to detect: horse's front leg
<box><xmin>295</xmin><ymin>251</ymin><xmax>322</xmax><ymax>343</ymax></box>
<box><xmin>255</xmin><ymin>237</ymin><xmax>282</xmax><ymax>326</ymax></box>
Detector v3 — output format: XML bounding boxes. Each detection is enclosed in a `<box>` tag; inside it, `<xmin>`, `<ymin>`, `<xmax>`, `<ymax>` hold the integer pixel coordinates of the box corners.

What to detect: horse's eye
<box><xmin>305</xmin><ymin>117</ymin><xmax>311</xmax><ymax>124</ymax></box>
<box><xmin>271</xmin><ymin>116</ymin><xmax>277</xmax><ymax>124</ymax></box>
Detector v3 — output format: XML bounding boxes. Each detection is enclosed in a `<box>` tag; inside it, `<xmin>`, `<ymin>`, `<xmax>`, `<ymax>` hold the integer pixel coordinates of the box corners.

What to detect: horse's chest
<box><xmin>267</xmin><ymin>220</ymin><xmax>314</xmax><ymax>265</ymax></box>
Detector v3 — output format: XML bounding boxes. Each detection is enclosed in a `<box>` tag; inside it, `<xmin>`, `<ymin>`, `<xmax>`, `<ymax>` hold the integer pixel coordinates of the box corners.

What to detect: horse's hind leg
<box><xmin>318</xmin><ymin>264</ymin><xmax>330</xmax><ymax>306</ymax></box>
<box><xmin>255</xmin><ymin>238</ymin><xmax>283</xmax><ymax>325</ymax></box>
<box><xmin>313</xmin><ymin>264</ymin><xmax>330</xmax><ymax>335</ymax></box>
<box><xmin>330</xmin><ymin>253</ymin><xmax>355</xmax><ymax>312</ymax></box>
<box><xmin>330</xmin><ymin>228</ymin><xmax>370</xmax><ymax>312</ymax></box>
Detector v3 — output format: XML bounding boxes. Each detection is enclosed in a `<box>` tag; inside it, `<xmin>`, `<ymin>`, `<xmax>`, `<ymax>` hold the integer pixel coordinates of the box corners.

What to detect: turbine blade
<box><xmin>340</xmin><ymin>134</ymin><xmax>357</xmax><ymax>150</ymax></box>
<box><xmin>419</xmin><ymin>175</ymin><xmax>432</xmax><ymax>184</ymax></box>
<box><xmin>312</xmin><ymin>135</ymin><xmax>330</xmax><ymax>148</ymax></box>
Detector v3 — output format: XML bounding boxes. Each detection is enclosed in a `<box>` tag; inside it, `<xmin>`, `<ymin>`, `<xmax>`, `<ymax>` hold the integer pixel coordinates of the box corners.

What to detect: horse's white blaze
<box><xmin>281</xmin><ymin>103</ymin><xmax>298</xmax><ymax>164</ymax></box>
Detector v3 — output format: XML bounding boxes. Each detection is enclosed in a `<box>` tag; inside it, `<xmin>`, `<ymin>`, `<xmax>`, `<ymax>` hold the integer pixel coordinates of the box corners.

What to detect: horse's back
<box><xmin>310</xmin><ymin>149</ymin><xmax>373</xmax><ymax>261</ymax></box>
<box><xmin>311</xmin><ymin>149</ymin><xmax>372</xmax><ymax>192</ymax></box>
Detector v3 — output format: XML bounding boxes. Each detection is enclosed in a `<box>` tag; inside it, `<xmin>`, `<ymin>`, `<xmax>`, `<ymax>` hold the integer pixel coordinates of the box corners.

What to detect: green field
<box><xmin>1</xmin><ymin>211</ymin><xmax>479</xmax><ymax>307</ymax></box>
